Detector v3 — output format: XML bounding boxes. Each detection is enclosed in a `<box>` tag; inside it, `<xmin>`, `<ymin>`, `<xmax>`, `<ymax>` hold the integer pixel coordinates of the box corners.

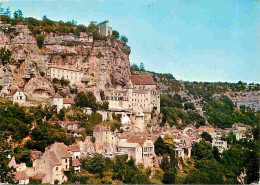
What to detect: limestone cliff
<box><xmin>0</xmin><ymin>24</ymin><xmax>130</xmax><ymax>100</ymax></box>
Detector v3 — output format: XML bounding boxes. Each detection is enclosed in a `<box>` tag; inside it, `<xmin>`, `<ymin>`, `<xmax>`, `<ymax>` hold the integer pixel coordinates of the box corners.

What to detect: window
<box><xmin>56</xmin><ymin>167</ymin><xmax>58</xmax><ymax>171</ymax></box>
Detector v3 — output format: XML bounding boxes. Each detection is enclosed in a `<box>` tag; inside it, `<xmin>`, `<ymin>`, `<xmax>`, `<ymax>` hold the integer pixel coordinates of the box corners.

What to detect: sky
<box><xmin>0</xmin><ymin>0</ymin><xmax>260</xmax><ymax>83</ymax></box>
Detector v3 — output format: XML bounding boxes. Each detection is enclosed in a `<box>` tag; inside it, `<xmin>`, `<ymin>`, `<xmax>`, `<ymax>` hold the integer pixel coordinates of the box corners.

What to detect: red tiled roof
<box><xmin>49</xmin><ymin>151</ymin><xmax>61</xmax><ymax>166</ymax></box>
<box><xmin>69</xmin><ymin>144</ymin><xmax>80</xmax><ymax>152</ymax></box>
<box><xmin>14</xmin><ymin>171</ymin><xmax>29</xmax><ymax>181</ymax></box>
<box><xmin>30</xmin><ymin>151</ymin><xmax>42</xmax><ymax>160</ymax></box>
<box><xmin>57</xmin><ymin>143</ymin><xmax>71</xmax><ymax>158</ymax></box>
<box><xmin>52</xmin><ymin>93</ymin><xmax>62</xmax><ymax>98</ymax></box>
<box><xmin>8</xmin><ymin>89</ymin><xmax>18</xmax><ymax>96</ymax></box>
<box><xmin>72</xmin><ymin>159</ymin><xmax>81</xmax><ymax>167</ymax></box>
<box><xmin>127</xmin><ymin>135</ymin><xmax>147</xmax><ymax>144</ymax></box>
<box><xmin>198</xmin><ymin>126</ymin><xmax>215</xmax><ymax>132</ymax></box>
<box><xmin>129</xmin><ymin>75</ymin><xmax>156</xmax><ymax>85</ymax></box>
<box><xmin>63</xmin><ymin>98</ymin><xmax>75</xmax><ymax>104</ymax></box>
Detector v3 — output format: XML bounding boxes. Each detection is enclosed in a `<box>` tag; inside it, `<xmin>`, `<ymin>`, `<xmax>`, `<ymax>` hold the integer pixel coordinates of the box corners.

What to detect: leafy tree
<box><xmin>184</xmin><ymin>102</ymin><xmax>195</xmax><ymax>110</ymax></box>
<box><xmin>112</xmin><ymin>30</ymin><xmax>120</xmax><ymax>39</ymax></box>
<box><xmin>201</xmin><ymin>131</ymin><xmax>212</xmax><ymax>142</ymax></box>
<box><xmin>0</xmin><ymin>47</ymin><xmax>13</xmax><ymax>65</ymax></box>
<box><xmin>112</xmin><ymin>155</ymin><xmax>128</xmax><ymax>181</ymax></box>
<box><xmin>100</xmin><ymin>90</ymin><xmax>105</xmax><ymax>101</ymax></box>
<box><xmin>154</xmin><ymin>137</ymin><xmax>170</xmax><ymax>156</ymax></box>
<box><xmin>4</xmin><ymin>7</ymin><xmax>11</xmax><ymax>17</ymax></box>
<box><xmin>58</xmin><ymin>108</ymin><xmax>66</xmax><ymax>121</ymax></box>
<box><xmin>160</xmin><ymin>156</ymin><xmax>170</xmax><ymax>172</ymax></box>
<box><xmin>0</xmin><ymin>133</ymin><xmax>14</xmax><ymax>183</ymax></box>
<box><xmin>163</xmin><ymin>134</ymin><xmax>175</xmax><ymax>152</ymax></box>
<box><xmin>162</xmin><ymin>171</ymin><xmax>176</xmax><ymax>184</ymax></box>
<box><xmin>75</xmin><ymin>91</ymin><xmax>98</xmax><ymax>111</ymax></box>
<box><xmin>13</xmin><ymin>9</ymin><xmax>23</xmax><ymax>20</ymax></box>
<box><xmin>29</xmin><ymin>177</ymin><xmax>42</xmax><ymax>184</ymax></box>
<box><xmin>36</xmin><ymin>34</ymin><xmax>45</xmax><ymax>49</ymax></box>
<box><xmin>87</xmin><ymin>153</ymin><xmax>105</xmax><ymax>177</ymax></box>
<box><xmin>192</xmin><ymin>141</ymin><xmax>214</xmax><ymax>160</ymax></box>
<box><xmin>120</xmin><ymin>35</ymin><xmax>128</xmax><ymax>43</ymax></box>
<box><xmin>139</xmin><ymin>62</ymin><xmax>145</xmax><ymax>71</ymax></box>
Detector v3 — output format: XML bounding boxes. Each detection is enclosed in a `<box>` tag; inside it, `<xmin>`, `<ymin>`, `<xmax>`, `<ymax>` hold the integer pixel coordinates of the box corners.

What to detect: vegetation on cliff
<box><xmin>0</xmin><ymin>8</ymin><xmax>128</xmax><ymax>48</ymax></box>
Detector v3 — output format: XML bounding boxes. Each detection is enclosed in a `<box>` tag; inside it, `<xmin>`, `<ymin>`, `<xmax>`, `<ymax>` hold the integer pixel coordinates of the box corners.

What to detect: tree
<box><xmin>184</xmin><ymin>102</ymin><xmax>195</xmax><ymax>110</ymax></box>
<box><xmin>36</xmin><ymin>35</ymin><xmax>45</xmax><ymax>49</ymax></box>
<box><xmin>58</xmin><ymin>108</ymin><xmax>65</xmax><ymax>121</ymax></box>
<box><xmin>100</xmin><ymin>90</ymin><xmax>105</xmax><ymax>101</ymax></box>
<box><xmin>0</xmin><ymin>47</ymin><xmax>13</xmax><ymax>65</ymax></box>
<box><xmin>212</xmin><ymin>146</ymin><xmax>220</xmax><ymax>161</ymax></box>
<box><xmin>120</xmin><ymin>35</ymin><xmax>128</xmax><ymax>43</ymax></box>
<box><xmin>29</xmin><ymin>177</ymin><xmax>42</xmax><ymax>184</ymax></box>
<box><xmin>4</xmin><ymin>7</ymin><xmax>11</xmax><ymax>17</ymax></box>
<box><xmin>162</xmin><ymin>171</ymin><xmax>176</xmax><ymax>184</ymax></box>
<box><xmin>112</xmin><ymin>30</ymin><xmax>120</xmax><ymax>39</ymax></box>
<box><xmin>75</xmin><ymin>91</ymin><xmax>98</xmax><ymax>111</ymax></box>
<box><xmin>87</xmin><ymin>153</ymin><xmax>105</xmax><ymax>177</ymax></box>
<box><xmin>163</xmin><ymin>134</ymin><xmax>175</xmax><ymax>152</ymax></box>
<box><xmin>139</xmin><ymin>62</ymin><xmax>145</xmax><ymax>71</ymax></box>
<box><xmin>154</xmin><ymin>137</ymin><xmax>170</xmax><ymax>156</ymax></box>
<box><xmin>201</xmin><ymin>131</ymin><xmax>212</xmax><ymax>142</ymax></box>
<box><xmin>160</xmin><ymin>156</ymin><xmax>170</xmax><ymax>172</ymax></box>
<box><xmin>13</xmin><ymin>9</ymin><xmax>23</xmax><ymax>20</ymax></box>
<box><xmin>192</xmin><ymin>141</ymin><xmax>214</xmax><ymax>160</ymax></box>
<box><xmin>112</xmin><ymin>155</ymin><xmax>128</xmax><ymax>181</ymax></box>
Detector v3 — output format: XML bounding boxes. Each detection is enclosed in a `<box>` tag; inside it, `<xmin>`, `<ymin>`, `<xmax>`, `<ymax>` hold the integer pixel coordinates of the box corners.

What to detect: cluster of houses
<box><xmin>214</xmin><ymin>91</ymin><xmax>260</xmax><ymax>111</ymax></box>
<box><xmin>105</xmin><ymin>75</ymin><xmax>160</xmax><ymax>132</ymax></box>
<box><xmin>9</xmin><ymin>142</ymin><xmax>82</xmax><ymax>184</ymax></box>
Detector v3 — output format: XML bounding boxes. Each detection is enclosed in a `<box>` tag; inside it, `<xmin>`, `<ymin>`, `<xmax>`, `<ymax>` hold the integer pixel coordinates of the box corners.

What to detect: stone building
<box><xmin>97</xmin><ymin>20</ymin><xmax>112</xmax><ymax>37</ymax></box>
<box><xmin>106</xmin><ymin>75</ymin><xmax>160</xmax><ymax>131</ymax></box>
<box><xmin>33</xmin><ymin>142</ymin><xmax>74</xmax><ymax>184</ymax></box>
<box><xmin>48</xmin><ymin>65</ymin><xmax>83</xmax><ymax>84</ymax></box>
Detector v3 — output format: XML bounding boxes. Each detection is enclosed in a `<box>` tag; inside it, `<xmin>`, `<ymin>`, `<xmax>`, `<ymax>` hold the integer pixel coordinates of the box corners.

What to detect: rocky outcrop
<box><xmin>0</xmin><ymin>24</ymin><xmax>131</xmax><ymax>100</ymax></box>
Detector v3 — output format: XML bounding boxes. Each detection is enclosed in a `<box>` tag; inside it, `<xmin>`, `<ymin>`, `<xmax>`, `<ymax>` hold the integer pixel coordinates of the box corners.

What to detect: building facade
<box><xmin>48</xmin><ymin>65</ymin><xmax>83</xmax><ymax>84</ymax></box>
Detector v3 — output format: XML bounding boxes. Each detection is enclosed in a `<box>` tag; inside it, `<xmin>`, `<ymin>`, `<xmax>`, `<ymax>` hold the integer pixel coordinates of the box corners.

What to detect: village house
<box><xmin>117</xmin><ymin>133</ymin><xmax>156</xmax><ymax>167</ymax></box>
<box><xmin>194</xmin><ymin>104</ymin><xmax>203</xmax><ymax>112</ymax></box>
<box><xmin>63</xmin><ymin>98</ymin><xmax>75</xmax><ymax>109</ymax></box>
<box><xmin>32</xmin><ymin>142</ymin><xmax>77</xmax><ymax>184</ymax></box>
<box><xmin>69</xmin><ymin>144</ymin><xmax>81</xmax><ymax>173</ymax></box>
<box><xmin>93</xmin><ymin>125</ymin><xmax>115</xmax><ymax>153</ymax></box>
<box><xmin>212</xmin><ymin>128</ymin><xmax>228</xmax><ymax>153</ymax></box>
<box><xmin>226</xmin><ymin>123</ymin><xmax>254</xmax><ymax>141</ymax></box>
<box><xmin>212</xmin><ymin>138</ymin><xmax>227</xmax><ymax>153</ymax></box>
<box><xmin>48</xmin><ymin>65</ymin><xmax>83</xmax><ymax>84</ymax></box>
<box><xmin>7</xmin><ymin>89</ymin><xmax>27</xmax><ymax>105</ymax></box>
<box><xmin>50</xmin><ymin>94</ymin><xmax>75</xmax><ymax>112</ymax></box>
<box><xmin>14</xmin><ymin>171</ymin><xmax>29</xmax><ymax>184</ymax></box>
<box><xmin>8</xmin><ymin>156</ymin><xmax>27</xmax><ymax>172</ymax></box>
<box><xmin>197</xmin><ymin>125</ymin><xmax>216</xmax><ymax>138</ymax></box>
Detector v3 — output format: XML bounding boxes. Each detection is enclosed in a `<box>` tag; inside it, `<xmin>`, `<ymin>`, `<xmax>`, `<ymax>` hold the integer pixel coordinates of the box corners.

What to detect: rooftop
<box><xmin>129</xmin><ymin>75</ymin><xmax>156</xmax><ymax>85</ymax></box>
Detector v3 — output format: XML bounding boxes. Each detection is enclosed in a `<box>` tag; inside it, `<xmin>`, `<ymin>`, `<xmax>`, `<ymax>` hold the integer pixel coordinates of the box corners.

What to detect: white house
<box><xmin>48</xmin><ymin>65</ymin><xmax>83</xmax><ymax>84</ymax></box>
<box><xmin>50</xmin><ymin>93</ymin><xmax>63</xmax><ymax>112</ymax></box>
<box><xmin>8</xmin><ymin>89</ymin><xmax>26</xmax><ymax>105</ymax></box>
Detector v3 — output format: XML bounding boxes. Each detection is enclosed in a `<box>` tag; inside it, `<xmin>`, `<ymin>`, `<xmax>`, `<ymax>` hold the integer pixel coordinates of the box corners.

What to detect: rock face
<box><xmin>0</xmin><ymin>24</ymin><xmax>130</xmax><ymax>100</ymax></box>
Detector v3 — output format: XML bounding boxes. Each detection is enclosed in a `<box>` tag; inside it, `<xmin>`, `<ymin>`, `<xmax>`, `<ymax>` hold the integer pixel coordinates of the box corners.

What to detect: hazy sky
<box><xmin>1</xmin><ymin>0</ymin><xmax>260</xmax><ymax>83</ymax></box>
